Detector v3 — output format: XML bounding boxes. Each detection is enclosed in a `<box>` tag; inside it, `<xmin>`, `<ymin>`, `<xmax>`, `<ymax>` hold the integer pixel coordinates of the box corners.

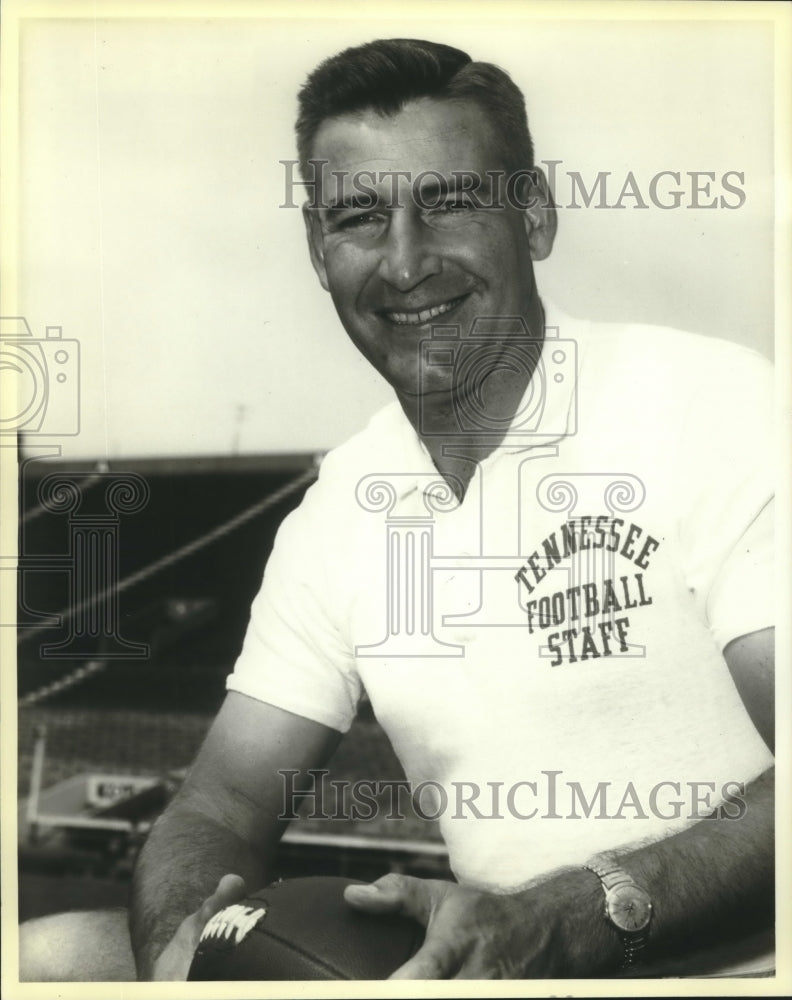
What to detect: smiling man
<box><xmin>20</xmin><ymin>37</ymin><xmax>775</xmax><ymax>982</ymax></box>
<box><xmin>301</xmin><ymin>92</ymin><xmax>553</xmax><ymax>499</ymax></box>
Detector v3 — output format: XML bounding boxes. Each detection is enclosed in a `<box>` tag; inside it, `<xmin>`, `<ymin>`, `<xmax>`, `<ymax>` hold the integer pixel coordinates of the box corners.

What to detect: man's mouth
<box><xmin>380</xmin><ymin>294</ymin><xmax>468</xmax><ymax>327</ymax></box>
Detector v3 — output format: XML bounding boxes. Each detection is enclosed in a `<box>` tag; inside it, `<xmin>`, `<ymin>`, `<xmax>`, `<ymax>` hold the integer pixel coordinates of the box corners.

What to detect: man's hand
<box><xmin>150</xmin><ymin>874</ymin><xmax>248</xmax><ymax>981</ymax></box>
<box><xmin>344</xmin><ymin>873</ymin><xmax>589</xmax><ymax>979</ymax></box>
<box><xmin>130</xmin><ymin>696</ymin><xmax>342</xmax><ymax>979</ymax></box>
<box><xmin>346</xmin><ymin>752</ymin><xmax>774</xmax><ymax>980</ymax></box>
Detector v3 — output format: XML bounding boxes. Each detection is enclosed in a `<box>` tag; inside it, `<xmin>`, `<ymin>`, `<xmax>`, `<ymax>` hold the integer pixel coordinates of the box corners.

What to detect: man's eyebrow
<box><xmin>324</xmin><ymin>192</ymin><xmax>382</xmax><ymax>212</ymax></box>
<box><xmin>413</xmin><ymin>177</ymin><xmax>451</xmax><ymax>202</ymax></box>
<box><xmin>413</xmin><ymin>172</ymin><xmax>494</xmax><ymax>202</ymax></box>
<box><xmin>319</xmin><ymin>173</ymin><xmax>496</xmax><ymax>212</ymax></box>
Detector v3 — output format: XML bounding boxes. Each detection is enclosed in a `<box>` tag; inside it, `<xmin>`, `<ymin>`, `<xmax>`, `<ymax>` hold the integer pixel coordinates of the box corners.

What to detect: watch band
<box><xmin>584</xmin><ymin>854</ymin><xmax>652</xmax><ymax>968</ymax></box>
<box><xmin>585</xmin><ymin>854</ymin><xmax>638</xmax><ymax>891</ymax></box>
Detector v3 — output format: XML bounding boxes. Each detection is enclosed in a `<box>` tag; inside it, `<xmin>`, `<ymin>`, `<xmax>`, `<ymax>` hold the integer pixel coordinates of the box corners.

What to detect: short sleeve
<box><xmin>227</xmin><ymin>472</ymin><xmax>362</xmax><ymax>733</ymax></box>
<box><xmin>706</xmin><ymin>496</ymin><xmax>774</xmax><ymax>651</ymax></box>
<box><xmin>675</xmin><ymin>343</ymin><xmax>774</xmax><ymax>651</ymax></box>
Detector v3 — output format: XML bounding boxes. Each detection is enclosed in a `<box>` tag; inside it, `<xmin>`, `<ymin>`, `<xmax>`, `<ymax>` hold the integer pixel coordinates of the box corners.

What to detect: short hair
<box><xmin>295</xmin><ymin>38</ymin><xmax>534</xmax><ymax>181</ymax></box>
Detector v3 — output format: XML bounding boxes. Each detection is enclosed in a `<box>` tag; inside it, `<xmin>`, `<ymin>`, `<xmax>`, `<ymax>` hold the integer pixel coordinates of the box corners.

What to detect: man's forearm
<box><xmin>126</xmin><ymin>696</ymin><xmax>344</xmax><ymax>979</ymax></box>
<box><xmin>546</xmin><ymin>766</ymin><xmax>774</xmax><ymax>975</ymax></box>
<box><xmin>129</xmin><ymin>792</ymin><xmax>271</xmax><ymax>978</ymax></box>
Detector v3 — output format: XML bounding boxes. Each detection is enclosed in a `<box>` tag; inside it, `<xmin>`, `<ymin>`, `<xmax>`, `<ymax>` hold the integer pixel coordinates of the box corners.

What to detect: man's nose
<box><xmin>377</xmin><ymin>211</ymin><xmax>442</xmax><ymax>291</ymax></box>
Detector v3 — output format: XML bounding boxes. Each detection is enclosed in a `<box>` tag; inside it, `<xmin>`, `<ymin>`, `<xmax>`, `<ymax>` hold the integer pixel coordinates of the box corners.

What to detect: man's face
<box><xmin>304</xmin><ymin>98</ymin><xmax>554</xmax><ymax>403</ymax></box>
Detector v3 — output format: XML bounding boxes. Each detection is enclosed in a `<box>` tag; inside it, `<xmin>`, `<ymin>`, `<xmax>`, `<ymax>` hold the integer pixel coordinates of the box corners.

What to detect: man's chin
<box><xmin>392</xmin><ymin>380</ymin><xmax>460</xmax><ymax>416</ymax></box>
<box><xmin>396</xmin><ymin>383</ymin><xmax>453</xmax><ymax>400</ymax></box>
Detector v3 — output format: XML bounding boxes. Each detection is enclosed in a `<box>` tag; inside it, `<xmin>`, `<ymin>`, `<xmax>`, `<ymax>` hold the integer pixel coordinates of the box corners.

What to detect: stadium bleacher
<box><xmin>17</xmin><ymin>455</ymin><xmax>449</xmax><ymax>920</ymax></box>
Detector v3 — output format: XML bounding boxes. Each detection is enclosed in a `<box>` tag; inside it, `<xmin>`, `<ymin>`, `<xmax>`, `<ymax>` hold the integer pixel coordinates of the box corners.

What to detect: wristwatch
<box><xmin>583</xmin><ymin>853</ymin><xmax>653</xmax><ymax>968</ymax></box>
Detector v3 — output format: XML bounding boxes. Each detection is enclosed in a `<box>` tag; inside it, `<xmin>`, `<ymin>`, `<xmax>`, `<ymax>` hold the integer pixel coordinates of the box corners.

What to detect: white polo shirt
<box><xmin>229</xmin><ymin>302</ymin><xmax>774</xmax><ymax>892</ymax></box>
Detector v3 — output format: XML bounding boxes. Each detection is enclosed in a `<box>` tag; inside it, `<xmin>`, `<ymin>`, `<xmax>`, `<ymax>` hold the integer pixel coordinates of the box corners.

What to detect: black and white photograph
<box><xmin>1</xmin><ymin>1</ymin><xmax>790</xmax><ymax>994</ymax></box>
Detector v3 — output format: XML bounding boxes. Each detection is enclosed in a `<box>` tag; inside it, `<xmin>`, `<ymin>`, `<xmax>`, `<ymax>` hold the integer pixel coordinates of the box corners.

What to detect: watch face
<box><xmin>606</xmin><ymin>884</ymin><xmax>652</xmax><ymax>932</ymax></box>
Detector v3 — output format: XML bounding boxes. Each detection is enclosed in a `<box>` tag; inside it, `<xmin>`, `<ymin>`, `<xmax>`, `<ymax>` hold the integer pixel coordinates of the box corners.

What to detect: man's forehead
<box><xmin>311</xmin><ymin>98</ymin><xmax>505</xmax><ymax>182</ymax></box>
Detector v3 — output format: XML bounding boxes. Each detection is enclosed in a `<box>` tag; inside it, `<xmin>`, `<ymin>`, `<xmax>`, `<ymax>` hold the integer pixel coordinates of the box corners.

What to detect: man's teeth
<box><xmin>385</xmin><ymin>297</ymin><xmax>463</xmax><ymax>326</ymax></box>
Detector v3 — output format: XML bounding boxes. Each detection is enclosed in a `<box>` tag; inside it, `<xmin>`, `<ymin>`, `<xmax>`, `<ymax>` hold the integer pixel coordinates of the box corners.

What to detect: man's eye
<box><xmin>335</xmin><ymin>212</ymin><xmax>383</xmax><ymax>231</ymax></box>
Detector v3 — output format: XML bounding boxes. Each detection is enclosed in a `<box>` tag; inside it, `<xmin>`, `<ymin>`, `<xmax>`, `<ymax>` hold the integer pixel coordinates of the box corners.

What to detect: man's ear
<box><xmin>302</xmin><ymin>203</ymin><xmax>329</xmax><ymax>291</ymax></box>
<box><xmin>520</xmin><ymin>167</ymin><xmax>557</xmax><ymax>261</ymax></box>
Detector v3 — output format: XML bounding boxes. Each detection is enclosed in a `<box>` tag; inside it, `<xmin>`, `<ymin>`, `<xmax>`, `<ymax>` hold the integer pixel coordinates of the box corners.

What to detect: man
<box><xmin>21</xmin><ymin>37</ymin><xmax>774</xmax><ymax>981</ymax></box>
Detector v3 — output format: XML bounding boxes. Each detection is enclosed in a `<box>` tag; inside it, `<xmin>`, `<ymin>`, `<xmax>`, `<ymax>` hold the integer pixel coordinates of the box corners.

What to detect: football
<box><xmin>187</xmin><ymin>875</ymin><xmax>425</xmax><ymax>980</ymax></box>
